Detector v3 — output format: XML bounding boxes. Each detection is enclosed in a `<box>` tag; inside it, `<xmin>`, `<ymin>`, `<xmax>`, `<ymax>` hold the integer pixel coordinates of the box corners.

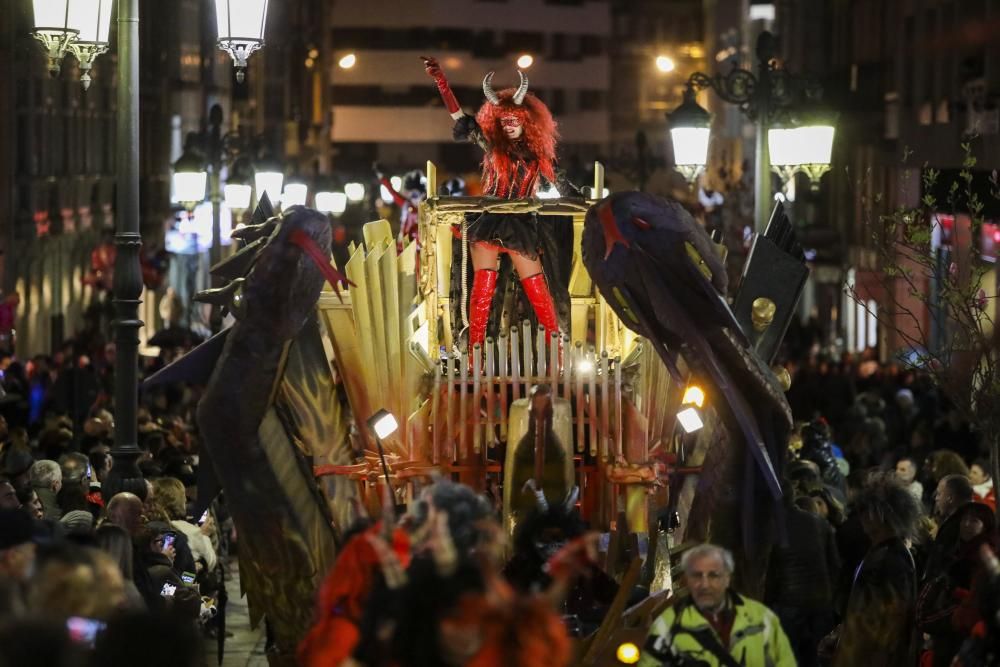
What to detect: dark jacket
<box><xmin>834</xmin><ymin>537</ymin><xmax>918</xmax><ymax>667</ymax></box>
<box><xmin>923</xmin><ymin>502</ymin><xmax>974</xmax><ymax>583</ymax></box>
<box><xmin>766</xmin><ymin>506</ymin><xmax>841</xmax><ymax>611</ymax></box>
<box><xmin>138</xmin><ymin>551</ymin><xmax>200</xmax><ymax>618</ymax></box>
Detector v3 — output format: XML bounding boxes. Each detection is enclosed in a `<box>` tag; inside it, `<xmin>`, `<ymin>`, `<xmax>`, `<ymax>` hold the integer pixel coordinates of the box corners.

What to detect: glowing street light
<box><xmin>214</xmin><ymin>0</ymin><xmax>269</xmax><ymax>83</ymax></box>
<box><xmin>344</xmin><ymin>182</ymin><xmax>366</xmax><ymax>202</ymax></box>
<box><xmin>281</xmin><ymin>181</ymin><xmax>308</xmax><ymax>208</ymax></box>
<box><xmin>315</xmin><ymin>191</ymin><xmax>348</xmax><ymax>216</ymax></box>
<box><xmin>667</xmin><ymin>85</ymin><xmax>711</xmax><ymax>184</ymax></box>
<box><xmin>171</xmin><ymin>135</ymin><xmax>207</xmax><ymax>208</ymax></box>
<box><xmin>655</xmin><ymin>55</ymin><xmax>675</xmax><ymax>73</ymax></box>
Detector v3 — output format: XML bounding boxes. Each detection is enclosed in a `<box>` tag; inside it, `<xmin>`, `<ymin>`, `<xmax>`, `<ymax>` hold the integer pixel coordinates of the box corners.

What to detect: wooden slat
<box><xmin>522</xmin><ymin>319</ymin><xmax>533</xmax><ymax>385</ymax></box>
<box><xmin>485</xmin><ymin>337</ymin><xmax>495</xmax><ymax>452</ymax></box>
<box><xmin>615</xmin><ymin>357</ymin><xmax>624</xmax><ymax>459</ymax></box>
<box><xmin>600</xmin><ymin>351</ymin><xmax>610</xmax><ymax>462</ymax></box>
<box><xmin>510</xmin><ymin>325</ymin><xmax>521</xmax><ymax>402</ymax></box>
<box><xmin>498</xmin><ymin>331</ymin><xmax>509</xmax><ymax>440</ymax></box>
<box><xmin>536</xmin><ymin>326</ymin><xmax>547</xmax><ymax>380</ymax></box>
<box><xmin>472</xmin><ymin>345</ymin><xmax>481</xmax><ymax>455</ymax></box>
<box><xmin>445</xmin><ymin>355</ymin><xmax>453</xmax><ymax>463</ymax></box>
<box><xmin>459</xmin><ymin>349</ymin><xmax>468</xmax><ymax>462</ymax></box>
<box><xmin>588</xmin><ymin>347</ymin><xmax>598</xmax><ymax>458</ymax></box>
<box><xmin>574</xmin><ymin>342</ymin><xmax>585</xmax><ymax>454</ymax></box>
<box><xmin>549</xmin><ymin>332</ymin><xmax>559</xmax><ymax>400</ymax></box>
<box><xmin>432</xmin><ymin>357</ymin><xmax>441</xmax><ymax>464</ymax></box>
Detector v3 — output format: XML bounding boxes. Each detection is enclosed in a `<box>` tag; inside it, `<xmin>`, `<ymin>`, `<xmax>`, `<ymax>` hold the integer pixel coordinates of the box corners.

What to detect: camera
<box><xmin>160</xmin><ymin>582</ymin><xmax>177</xmax><ymax>597</ymax></box>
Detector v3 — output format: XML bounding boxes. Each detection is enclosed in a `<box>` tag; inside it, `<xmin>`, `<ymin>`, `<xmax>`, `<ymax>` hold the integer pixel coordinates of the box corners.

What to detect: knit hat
<box><xmin>59</xmin><ymin>510</ymin><xmax>94</xmax><ymax>536</ymax></box>
<box><xmin>0</xmin><ymin>508</ymin><xmax>34</xmax><ymax>549</ymax></box>
<box><xmin>1</xmin><ymin>446</ymin><xmax>34</xmax><ymax>478</ymax></box>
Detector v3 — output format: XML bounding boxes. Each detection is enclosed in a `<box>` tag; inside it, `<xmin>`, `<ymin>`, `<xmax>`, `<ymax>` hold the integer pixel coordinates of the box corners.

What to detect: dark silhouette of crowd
<box><xmin>0</xmin><ymin>335</ymin><xmax>226</xmax><ymax>667</ymax></box>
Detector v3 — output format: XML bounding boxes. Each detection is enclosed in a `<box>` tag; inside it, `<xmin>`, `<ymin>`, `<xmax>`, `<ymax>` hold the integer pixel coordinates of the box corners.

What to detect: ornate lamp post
<box><xmin>103</xmin><ymin>0</ymin><xmax>145</xmax><ymax>502</ymax></box>
<box><xmin>66</xmin><ymin>0</ymin><xmax>113</xmax><ymax>89</ymax></box>
<box><xmin>214</xmin><ymin>0</ymin><xmax>269</xmax><ymax>83</ymax></box>
<box><xmin>666</xmin><ymin>31</ymin><xmax>835</xmax><ymax>231</ymax></box>
<box><xmin>29</xmin><ymin>0</ymin><xmax>113</xmax><ymax>88</ymax></box>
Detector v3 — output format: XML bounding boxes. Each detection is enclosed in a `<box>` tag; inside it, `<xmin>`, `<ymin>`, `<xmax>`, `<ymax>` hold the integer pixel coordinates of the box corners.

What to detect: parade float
<box><xmin>150</xmin><ymin>62</ymin><xmax>809</xmax><ymax>664</ymax></box>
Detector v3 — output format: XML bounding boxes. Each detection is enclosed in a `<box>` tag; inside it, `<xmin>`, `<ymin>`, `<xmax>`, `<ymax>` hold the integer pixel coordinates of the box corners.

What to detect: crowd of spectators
<box><xmin>0</xmin><ymin>336</ymin><xmax>226</xmax><ymax>667</ymax></box>
<box><xmin>1</xmin><ymin>320</ymin><xmax>998</xmax><ymax>666</ymax></box>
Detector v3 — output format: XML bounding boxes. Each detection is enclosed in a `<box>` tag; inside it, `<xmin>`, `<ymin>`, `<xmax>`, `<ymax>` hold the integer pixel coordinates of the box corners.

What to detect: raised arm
<box><xmin>422</xmin><ymin>56</ymin><xmax>489</xmax><ymax>152</ymax></box>
<box><xmin>421</xmin><ymin>56</ymin><xmax>464</xmax><ymax>120</ymax></box>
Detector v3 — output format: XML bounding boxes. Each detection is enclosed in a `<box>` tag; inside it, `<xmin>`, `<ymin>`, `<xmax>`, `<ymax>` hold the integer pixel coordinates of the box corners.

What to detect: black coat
<box><xmin>766</xmin><ymin>506</ymin><xmax>841</xmax><ymax>611</ymax></box>
<box><xmin>836</xmin><ymin>537</ymin><xmax>918</xmax><ymax>667</ymax></box>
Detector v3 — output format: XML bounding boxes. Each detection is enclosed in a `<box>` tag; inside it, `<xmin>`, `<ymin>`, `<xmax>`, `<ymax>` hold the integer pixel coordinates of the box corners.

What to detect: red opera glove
<box><xmin>421</xmin><ymin>56</ymin><xmax>462</xmax><ymax>117</ymax></box>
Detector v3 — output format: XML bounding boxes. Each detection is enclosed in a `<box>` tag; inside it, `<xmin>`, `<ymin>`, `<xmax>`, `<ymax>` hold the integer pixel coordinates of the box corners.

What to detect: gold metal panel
<box><xmin>503</xmin><ymin>396</ymin><xmax>575</xmax><ymax>537</ymax></box>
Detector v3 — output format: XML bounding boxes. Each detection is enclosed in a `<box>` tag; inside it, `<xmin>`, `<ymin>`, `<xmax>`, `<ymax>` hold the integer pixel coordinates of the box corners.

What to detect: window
<box><xmin>579</xmin><ymin>90</ymin><xmax>605</xmax><ymax>111</ymax></box>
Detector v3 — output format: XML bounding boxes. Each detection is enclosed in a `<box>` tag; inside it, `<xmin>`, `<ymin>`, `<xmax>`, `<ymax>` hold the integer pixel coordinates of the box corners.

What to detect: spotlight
<box><xmin>681</xmin><ymin>385</ymin><xmax>705</xmax><ymax>408</ymax></box>
<box><xmin>616</xmin><ymin>642</ymin><xmax>640</xmax><ymax>664</ymax></box>
<box><xmin>676</xmin><ymin>407</ymin><xmax>704</xmax><ymax>434</ymax></box>
<box><xmin>367</xmin><ymin>409</ymin><xmax>398</xmax><ymax>440</ymax></box>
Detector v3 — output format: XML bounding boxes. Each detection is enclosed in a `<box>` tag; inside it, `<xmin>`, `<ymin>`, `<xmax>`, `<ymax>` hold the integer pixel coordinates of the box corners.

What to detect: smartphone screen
<box><xmin>67</xmin><ymin>616</ymin><xmax>106</xmax><ymax>647</ymax></box>
<box><xmin>162</xmin><ymin>533</ymin><xmax>175</xmax><ymax>551</ymax></box>
<box><xmin>198</xmin><ymin>510</ymin><xmax>209</xmax><ymax>526</ymax></box>
<box><xmin>160</xmin><ymin>582</ymin><xmax>177</xmax><ymax>597</ymax></box>
<box><xmin>181</xmin><ymin>571</ymin><xmax>196</xmax><ymax>585</ymax></box>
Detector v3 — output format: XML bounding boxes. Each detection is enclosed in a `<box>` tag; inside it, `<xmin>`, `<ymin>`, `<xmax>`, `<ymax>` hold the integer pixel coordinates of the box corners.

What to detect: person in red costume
<box><xmin>375</xmin><ymin>164</ymin><xmax>426</xmax><ymax>251</ymax></box>
<box><xmin>423</xmin><ymin>56</ymin><xmax>576</xmax><ymax>360</ymax></box>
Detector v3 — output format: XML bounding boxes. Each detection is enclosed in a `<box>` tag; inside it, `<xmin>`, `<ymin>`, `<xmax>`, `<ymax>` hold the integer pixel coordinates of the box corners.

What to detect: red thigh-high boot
<box><xmin>468</xmin><ymin>269</ymin><xmax>498</xmax><ymax>352</ymax></box>
<box><xmin>520</xmin><ymin>272</ymin><xmax>561</xmax><ymax>345</ymax></box>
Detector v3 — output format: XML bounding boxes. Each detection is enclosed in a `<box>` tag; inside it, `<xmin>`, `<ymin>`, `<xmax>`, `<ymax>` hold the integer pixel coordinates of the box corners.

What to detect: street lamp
<box><xmin>667</xmin><ymin>86</ymin><xmax>711</xmax><ymax>184</ymax></box>
<box><xmin>66</xmin><ymin>0</ymin><xmax>113</xmax><ymax>89</ymax></box>
<box><xmin>171</xmin><ymin>134</ymin><xmax>208</xmax><ymax>207</ymax></box>
<box><xmin>254</xmin><ymin>156</ymin><xmax>284</xmax><ymax>208</ymax></box>
<box><xmin>655</xmin><ymin>55</ymin><xmax>675</xmax><ymax>73</ymax></box>
<box><xmin>281</xmin><ymin>181</ymin><xmax>308</xmax><ymax>208</ymax></box>
<box><xmin>315</xmin><ymin>191</ymin><xmax>347</xmax><ymax>216</ymax></box>
<box><xmin>30</xmin><ymin>0</ymin><xmax>112</xmax><ymax>85</ymax></box>
<box><xmin>214</xmin><ymin>0</ymin><xmax>269</xmax><ymax>83</ymax></box>
<box><xmin>30</xmin><ymin>0</ymin><xmax>79</xmax><ymax>75</ymax></box>
<box><xmin>367</xmin><ymin>409</ymin><xmax>403</xmax><ymax>514</ymax></box>
<box><xmin>344</xmin><ymin>182</ymin><xmax>366</xmax><ymax>203</ymax></box>
<box><xmin>223</xmin><ymin>156</ymin><xmax>254</xmax><ymax>214</ymax></box>
<box><xmin>676</xmin><ymin>383</ymin><xmax>706</xmax><ymax>434</ymax></box>
<box><xmin>768</xmin><ymin>122</ymin><xmax>836</xmax><ymax>190</ymax></box>
<box><xmin>666</xmin><ymin>31</ymin><xmax>834</xmax><ymax>231</ymax></box>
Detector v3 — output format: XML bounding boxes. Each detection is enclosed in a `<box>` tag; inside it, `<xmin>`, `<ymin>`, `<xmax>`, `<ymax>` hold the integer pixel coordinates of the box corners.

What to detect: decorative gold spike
<box><xmin>751</xmin><ymin>297</ymin><xmax>777</xmax><ymax>332</ymax></box>
<box><xmin>684</xmin><ymin>242</ymin><xmax>713</xmax><ymax>281</ymax></box>
<box><xmin>772</xmin><ymin>365</ymin><xmax>791</xmax><ymax>391</ymax></box>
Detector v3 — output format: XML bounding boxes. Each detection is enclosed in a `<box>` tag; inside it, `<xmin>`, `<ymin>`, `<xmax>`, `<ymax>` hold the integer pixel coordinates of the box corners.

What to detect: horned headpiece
<box><xmin>483</xmin><ymin>70</ymin><xmax>529</xmax><ymax>106</ymax></box>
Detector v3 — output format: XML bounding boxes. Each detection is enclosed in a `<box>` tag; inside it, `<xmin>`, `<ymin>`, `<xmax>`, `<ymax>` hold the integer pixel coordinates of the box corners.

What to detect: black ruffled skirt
<box><xmin>463</xmin><ymin>212</ymin><xmax>541</xmax><ymax>260</ymax></box>
<box><xmin>449</xmin><ymin>213</ymin><xmax>574</xmax><ymax>347</ymax></box>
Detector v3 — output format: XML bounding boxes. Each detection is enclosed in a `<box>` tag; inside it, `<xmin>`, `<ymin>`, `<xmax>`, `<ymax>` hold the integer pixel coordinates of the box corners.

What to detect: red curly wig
<box><xmin>476</xmin><ymin>89</ymin><xmax>558</xmax><ymax>197</ymax></box>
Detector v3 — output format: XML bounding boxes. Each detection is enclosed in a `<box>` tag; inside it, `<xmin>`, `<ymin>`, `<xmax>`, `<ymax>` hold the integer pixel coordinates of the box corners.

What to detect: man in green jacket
<box><xmin>640</xmin><ymin>543</ymin><xmax>796</xmax><ymax>667</ymax></box>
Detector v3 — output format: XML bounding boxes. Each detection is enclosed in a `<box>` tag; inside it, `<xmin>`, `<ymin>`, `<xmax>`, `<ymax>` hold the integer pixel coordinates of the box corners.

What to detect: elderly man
<box><xmin>640</xmin><ymin>543</ymin><xmax>795</xmax><ymax>667</ymax></box>
<box><xmin>29</xmin><ymin>460</ymin><xmax>62</xmax><ymax>520</ymax></box>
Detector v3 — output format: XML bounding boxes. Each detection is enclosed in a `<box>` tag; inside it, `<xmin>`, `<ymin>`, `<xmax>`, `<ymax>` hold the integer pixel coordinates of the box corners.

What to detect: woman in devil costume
<box><xmin>423</xmin><ymin>57</ymin><xmax>575</xmax><ymax>355</ymax></box>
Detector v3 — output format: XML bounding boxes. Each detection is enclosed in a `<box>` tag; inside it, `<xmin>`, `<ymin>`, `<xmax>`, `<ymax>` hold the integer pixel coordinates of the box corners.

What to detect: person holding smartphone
<box><xmin>135</xmin><ymin>523</ymin><xmax>199</xmax><ymax>618</ymax></box>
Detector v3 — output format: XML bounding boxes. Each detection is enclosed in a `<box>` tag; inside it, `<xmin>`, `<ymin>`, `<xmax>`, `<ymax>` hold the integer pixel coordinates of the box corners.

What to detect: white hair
<box><xmin>681</xmin><ymin>543</ymin><xmax>735</xmax><ymax>575</ymax></box>
<box><xmin>30</xmin><ymin>459</ymin><xmax>62</xmax><ymax>488</ymax></box>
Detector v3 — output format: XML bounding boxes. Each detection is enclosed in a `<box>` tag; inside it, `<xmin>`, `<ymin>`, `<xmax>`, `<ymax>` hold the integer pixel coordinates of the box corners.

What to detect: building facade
<box><xmin>778</xmin><ymin>0</ymin><xmax>1000</xmax><ymax>358</ymax></box>
<box><xmin>321</xmin><ymin>0</ymin><xmax>613</xmax><ymax>182</ymax></box>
